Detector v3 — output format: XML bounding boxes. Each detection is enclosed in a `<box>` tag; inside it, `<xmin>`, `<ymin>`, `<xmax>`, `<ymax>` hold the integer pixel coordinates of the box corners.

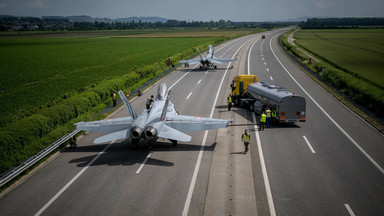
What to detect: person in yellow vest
<box><xmin>271</xmin><ymin>108</ymin><xmax>277</xmax><ymax>126</ymax></box>
<box><xmin>266</xmin><ymin>107</ymin><xmax>271</xmax><ymax>128</ymax></box>
<box><xmin>259</xmin><ymin>112</ymin><xmax>266</xmax><ymax>131</ymax></box>
<box><xmin>227</xmin><ymin>94</ymin><xmax>232</xmax><ymax>111</ymax></box>
<box><xmin>112</xmin><ymin>90</ymin><xmax>117</xmax><ymax>107</ymax></box>
<box><xmin>241</xmin><ymin>129</ymin><xmax>251</xmax><ymax>154</ymax></box>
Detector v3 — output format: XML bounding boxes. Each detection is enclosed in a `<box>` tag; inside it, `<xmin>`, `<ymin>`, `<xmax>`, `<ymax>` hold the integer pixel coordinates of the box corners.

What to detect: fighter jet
<box><xmin>75</xmin><ymin>83</ymin><xmax>232</xmax><ymax>147</ymax></box>
<box><xmin>180</xmin><ymin>44</ymin><xmax>235</xmax><ymax>70</ymax></box>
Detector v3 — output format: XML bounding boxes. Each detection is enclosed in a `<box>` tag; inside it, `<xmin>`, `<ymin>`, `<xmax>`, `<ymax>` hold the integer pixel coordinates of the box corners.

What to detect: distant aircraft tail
<box><xmin>196</xmin><ymin>47</ymin><xmax>203</xmax><ymax>60</ymax></box>
<box><xmin>118</xmin><ymin>90</ymin><xmax>138</xmax><ymax>119</ymax></box>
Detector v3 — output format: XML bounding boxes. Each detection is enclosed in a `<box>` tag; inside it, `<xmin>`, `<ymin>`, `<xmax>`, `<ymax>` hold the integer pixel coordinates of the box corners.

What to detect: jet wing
<box><xmin>179</xmin><ymin>59</ymin><xmax>201</xmax><ymax>65</ymax></box>
<box><xmin>211</xmin><ymin>57</ymin><xmax>235</xmax><ymax>63</ymax></box>
<box><xmin>166</xmin><ymin>114</ymin><xmax>232</xmax><ymax>132</ymax></box>
<box><xmin>75</xmin><ymin>116</ymin><xmax>134</xmax><ymax>134</ymax></box>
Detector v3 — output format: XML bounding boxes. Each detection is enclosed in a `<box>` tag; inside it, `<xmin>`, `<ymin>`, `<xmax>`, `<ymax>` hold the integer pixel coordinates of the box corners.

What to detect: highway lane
<box><xmin>0</xmin><ymin>32</ymin><xmax>262</xmax><ymax>216</ymax></box>
<box><xmin>2</xmin><ymin>27</ymin><xmax>383</xmax><ymax>216</ymax></box>
<box><xmin>248</xmin><ymin>29</ymin><xmax>384</xmax><ymax>215</ymax></box>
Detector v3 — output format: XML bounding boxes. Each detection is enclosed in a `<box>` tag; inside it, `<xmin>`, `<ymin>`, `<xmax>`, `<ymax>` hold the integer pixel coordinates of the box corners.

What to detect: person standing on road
<box><xmin>227</xmin><ymin>94</ymin><xmax>232</xmax><ymax>111</ymax></box>
<box><xmin>259</xmin><ymin>112</ymin><xmax>266</xmax><ymax>131</ymax></box>
<box><xmin>146</xmin><ymin>95</ymin><xmax>154</xmax><ymax>110</ymax></box>
<box><xmin>271</xmin><ymin>108</ymin><xmax>277</xmax><ymax>126</ymax></box>
<box><xmin>112</xmin><ymin>90</ymin><xmax>117</xmax><ymax>107</ymax></box>
<box><xmin>266</xmin><ymin>107</ymin><xmax>271</xmax><ymax>128</ymax></box>
<box><xmin>241</xmin><ymin>129</ymin><xmax>251</xmax><ymax>154</ymax></box>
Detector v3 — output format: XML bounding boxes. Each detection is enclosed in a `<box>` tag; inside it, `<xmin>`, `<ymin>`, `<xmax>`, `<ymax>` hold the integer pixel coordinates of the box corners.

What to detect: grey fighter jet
<box><xmin>180</xmin><ymin>44</ymin><xmax>235</xmax><ymax>70</ymax></box>
<box><xmin>75</xmin><ymin>83</ymin><xmax>232</xmax><ymax>147</ymax></box>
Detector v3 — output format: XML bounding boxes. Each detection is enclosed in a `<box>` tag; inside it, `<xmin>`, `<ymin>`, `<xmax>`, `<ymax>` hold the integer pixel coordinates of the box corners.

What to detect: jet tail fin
<box><xmin>160</xmin><ymin>93</ymin><xmax>170</xmax><ymax>121</ymax></box>
<box><xmin>118</xmin><ymin>90</ymin><xmax>138</xmax><ymax>120</ymax></box>
<box><xmin>196</xmin><ymin>47</ymin><xmax>203</xmax><ymax>60</ymax></box>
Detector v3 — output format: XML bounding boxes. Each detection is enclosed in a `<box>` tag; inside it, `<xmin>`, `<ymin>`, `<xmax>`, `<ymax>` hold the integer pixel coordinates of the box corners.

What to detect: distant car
<box><xmin>261</xmin><ymin>35</ymin><xmax>266</xmax><ymax>39</ymax></box>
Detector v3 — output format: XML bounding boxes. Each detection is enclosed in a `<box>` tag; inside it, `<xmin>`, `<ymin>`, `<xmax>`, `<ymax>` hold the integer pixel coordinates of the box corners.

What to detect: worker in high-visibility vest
<box><xmin>259</xmin><ymin>112</ymin><xmax>266</xmax><ymax>131</ymax></box>
<box><xmin>241</xmin><ymin>129</ymin><xmax>251</xmax><ymax>154</ymax></box>
<box><xmin>266</xmin><ymin>107</ymin><xmax>271</xmax><ymax>128</ymax></box>
<box><xmin>227</xmin><ymin>94</ymin><xmax>232</xmax><ymax>111</ymax></box>
<box><xmin>271</xmin><ymin>108</ymin><xmax>277</xmax><ymax>126</ymax></box>
<box><xmin>112</xmin><ymin>90</ymin><xmax>117</xmax><ymax>107</ymax></box>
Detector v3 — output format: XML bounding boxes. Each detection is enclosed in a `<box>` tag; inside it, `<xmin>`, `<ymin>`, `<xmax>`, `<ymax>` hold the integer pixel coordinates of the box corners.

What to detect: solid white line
<box><xmin>136</xmin><ymin>151</ymin><xmax>153</xmax><ymax>174</ymax></box>
<box><xmin>197</xmin><ymin>79</ymin><xmax>202</xmax><ymax>85</ymax></box>
<box><xmin>344</xmin><ymin>204</ymin><xmax>356</xmax><ymax>216</ymax></box>
<box><xmin>187</xmin><ymin>92</ymin><xmax>192</xmax><ymax>99</ymax></box>
<box><xmin>247</xmin><ymin>37</ymin><xmax>259</xmax><ymax>75</ymax></box>
<box><xmin>270</xmin><ymin>34</ymin><xmax>384</xmax><ymax>174</ymax></box>
<box><xmin>182</xmin><ymin>35</ymin><xmax>257</xmax><ymax>216</ymax></box>
<box><xmin>34</xmin><ymin>140</ymin><xmax>115</xmax><ymax>216</ymax></box>
<box><xmin>270</xmin><ymin>76</ymin><xmax>273</xmax><ymax>81</ymax></box>
<box><xmin>253</xmin><ymin>113</ymin><xmax>276</xmax><ymax>216</ymax></box>
<box><xmin>303</xmin><ymin>136</ymin><xmax>316</xmax><ymax>153</ymax></box>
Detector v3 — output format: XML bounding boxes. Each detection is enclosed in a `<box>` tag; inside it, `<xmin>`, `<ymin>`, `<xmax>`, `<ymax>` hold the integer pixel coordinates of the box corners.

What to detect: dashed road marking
<box><xmin>187</xmin><ymin>92</ymin><xmax>192</xmax><ymax>99</ymax></box>
<box><xmin>270</xmin><ymin>76</ymin><xmax>273</xmax><ymax>81</ymax></box>
<box><xmin>197</xmin><ymin>79</ymin><xmax>202</xmax><ymax>85</ymax></box>
<box><xmin>136</xmin><ymin>151</ymin><xmax>153</xmax><ymax>174</ymax></box>
<box><xmin>303</xmin><ymin>136</ymin><xmax>316</xmax><ymax>153</ymax></box>
<box><xmin>344</xmin><ymin>204</ymin><xmax>356</xmax><ymax>216</ymax></box>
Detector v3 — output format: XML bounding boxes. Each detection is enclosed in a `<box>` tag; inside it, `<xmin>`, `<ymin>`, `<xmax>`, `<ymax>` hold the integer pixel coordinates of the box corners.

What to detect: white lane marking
<box><xmin>187</xmin><ymin>92</ymin><xmax>192</xmax><ymax>99</ymax></box>
<box><xmin>270</xmin><ymin>34</ymin><xmax>384</xmax><ymax>174</ymax></box>
<box><xmin>169</xmin><ymin>65</ymin><xmax>199</xmax><ymax>90</ymax></box>
<box><xmin>253</xmin><ymin>113</ymin><xmax>277</xmax><ymax>216</ymax></box>
<box><xmin>247</xmin><ymin>37</ymin><xmax>260</xmax><ymax>75</ymax></box>
<box><xmin>270</xmin><ymin>76</ymin><xmax>273</xmax><ymax>81</ymax></box>
<box><xmin>303</xmin><ymin>136</ymin><xmax>316</xmax><ymax>153</ymax></box>
<box><xmin>267</xmin><ymin>68</ymin><xmax>270</xmax><ymax>72</ymax></box>
<box><xmin>344</xmin><ymin>204</ymin><xmax>356</xmax><ymax>216</ymax></box>
<box><xmin>205</xmin><ymin>71</ymin><xmax>208</xmax><ymax>75</ymax></box>
<box><xmin>262</xmin><ymin>57</ymin><xmax>265</xmax><ymax>60</ymax></box>
<box><xmin>136</xmin><ymin>151</ymin><xmax>153</xmax><ymax>174</ymax></box>
<box><xmin>182</xmin><ymin>35</ymin><xmax>257</xmax><ymax>216</ymax></box>
<box><xmin>197</xmin><ymin>79</ymin><xmax>202</xmax><ymax>85</ymax></box>
<box><xmin>262</xmin><ymin>54</ymin><xmax>264</xmax><ymax>57</ymax></box>
<box><xmin>34</xmin><ymin>140</ymin><xmax>115</xmax><ymax>216</ymax></box>
<box><xmin>264</xmin><ymin>62</ymin><xmax>267</xmax><ymax>65</ymax></box>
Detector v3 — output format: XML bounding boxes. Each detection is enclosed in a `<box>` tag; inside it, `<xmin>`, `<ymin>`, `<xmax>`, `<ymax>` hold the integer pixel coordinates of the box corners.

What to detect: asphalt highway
<box><xmin>0</xmin><ymin>28</ymin><xmax>383</xmax><ymax>216</ymax></box>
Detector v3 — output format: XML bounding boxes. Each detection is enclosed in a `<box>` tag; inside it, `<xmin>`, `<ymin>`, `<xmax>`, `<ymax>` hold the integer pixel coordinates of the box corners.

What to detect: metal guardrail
<box><xmin>0</xmin><ymin>130</ymin><xmax>80</xmax><ymax>188</ymax></box>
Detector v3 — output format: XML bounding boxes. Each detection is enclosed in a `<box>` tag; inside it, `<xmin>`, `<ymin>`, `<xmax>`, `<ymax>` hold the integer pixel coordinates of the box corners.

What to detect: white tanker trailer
<box><xmin>231</xmin><ymin>75</ymin><xmax>306</xmax><ymax>123</ymax></box>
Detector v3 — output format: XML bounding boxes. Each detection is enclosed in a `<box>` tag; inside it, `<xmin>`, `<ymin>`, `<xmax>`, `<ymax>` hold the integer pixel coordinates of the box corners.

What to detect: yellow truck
<box><xmin>231</xmin><ymin>75</ymin><xmax>306</xmax><ymax>123</ymax></box>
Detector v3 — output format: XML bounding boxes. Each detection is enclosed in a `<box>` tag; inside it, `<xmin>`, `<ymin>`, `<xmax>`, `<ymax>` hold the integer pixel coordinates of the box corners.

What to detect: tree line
<box><xmin>299</xmin><ymin>17</ymin><xmax>384</xmax><ymax>29</ymax></box>
<box><xmin>0</xmin><ymin>15</ymin><xmax>291</xmax><ymax>31</ymax></box>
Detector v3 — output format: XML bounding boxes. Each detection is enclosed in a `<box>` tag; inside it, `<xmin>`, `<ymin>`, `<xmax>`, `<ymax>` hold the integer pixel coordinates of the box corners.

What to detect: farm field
<box><xmin>293</xmin><ymin>29</ymin><xmax>384</xmax><ymax>88</ymax></box>
<box><xmin>0</xmin><ymin>29</ymin><xmax>252</xmax><ymax>124</ymax></box>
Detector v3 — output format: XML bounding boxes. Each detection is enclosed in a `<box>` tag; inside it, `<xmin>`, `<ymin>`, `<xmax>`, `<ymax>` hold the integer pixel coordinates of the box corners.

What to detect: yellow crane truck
<box><xmin>231</xmin><ymin>75</ymin><xmax>306</xmax><ymax>123</ymax></box>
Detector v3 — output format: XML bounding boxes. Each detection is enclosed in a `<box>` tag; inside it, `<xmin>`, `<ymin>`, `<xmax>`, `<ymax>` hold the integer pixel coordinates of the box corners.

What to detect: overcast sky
<box><xmin>0</xmin><ymin>0</ymin><xmax>383</xmax><ymax>21</ymax></box>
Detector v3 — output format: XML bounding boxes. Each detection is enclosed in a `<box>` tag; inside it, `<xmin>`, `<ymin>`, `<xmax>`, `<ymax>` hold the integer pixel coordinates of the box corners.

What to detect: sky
<box><xmin>0</xmin><ymin>0</ymin><xmax>383</xmax><ymax>22</ymax></box>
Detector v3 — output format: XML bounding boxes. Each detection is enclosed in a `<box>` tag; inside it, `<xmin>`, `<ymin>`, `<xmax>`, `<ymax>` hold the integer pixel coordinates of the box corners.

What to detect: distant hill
<box><xmin>115</xmin><ymin>16</ymin><xmax>168</xmax><ymax>23</ymax></box>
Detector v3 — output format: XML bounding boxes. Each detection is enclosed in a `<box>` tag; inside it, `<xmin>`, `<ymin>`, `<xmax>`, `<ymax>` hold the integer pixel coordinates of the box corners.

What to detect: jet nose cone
<box><xmin>131</xmin><ymin>126</ymin><xmax>143</xmax><ymax>139</ymax></box>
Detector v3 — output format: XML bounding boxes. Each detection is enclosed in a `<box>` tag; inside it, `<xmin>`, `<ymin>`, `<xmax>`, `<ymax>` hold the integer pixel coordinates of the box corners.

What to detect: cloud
<box><xmin>0</xmin><ymin>3</ymin><xmax>6</xmax><ymax>8</ymax></box>
<box><xmin>316</xmin><ymin>0</ymin><xmax>338</xmax><ymax>9</ymax></box>
<box><xmin>26</xmin><ymin>0</ymin><xmax>46</xmax><ymax>9</ymax></box>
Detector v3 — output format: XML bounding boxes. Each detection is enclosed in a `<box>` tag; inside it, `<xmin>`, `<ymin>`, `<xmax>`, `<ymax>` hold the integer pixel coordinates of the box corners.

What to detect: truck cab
<box><xmin>231</xmin><ymin>75</ymin><xmax>258</xmax><ymax>106</ymax></box>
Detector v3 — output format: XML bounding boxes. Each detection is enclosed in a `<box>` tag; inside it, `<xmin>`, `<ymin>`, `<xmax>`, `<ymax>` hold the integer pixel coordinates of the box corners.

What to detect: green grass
<box><xmin>0</xmin><ymin>36</ymin><xmax>217</xmax><ymax>124</ymax></box>
<box><xmin>293</xmin><ymin>29</ymin><xmax>384</xmax><ymax>88</ymax></box>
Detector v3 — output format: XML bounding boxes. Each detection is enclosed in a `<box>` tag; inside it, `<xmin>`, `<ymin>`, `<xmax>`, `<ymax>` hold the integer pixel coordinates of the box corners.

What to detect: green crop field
<box><xmin>293</xmin><ymin>29</ymin><xmax>384</xmax><ymax>88</ymax></box>
<box><xmin>0</xmin><ymin>29</ymin><xmax>256</xmax><ymax>174</ymax></box>
<box><xmin>0</xmin><ymin>32</ymin><xmax>235</xmax><ymax>124</ymax></box>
